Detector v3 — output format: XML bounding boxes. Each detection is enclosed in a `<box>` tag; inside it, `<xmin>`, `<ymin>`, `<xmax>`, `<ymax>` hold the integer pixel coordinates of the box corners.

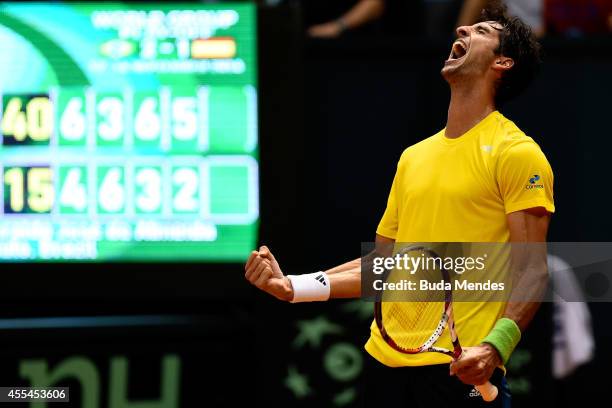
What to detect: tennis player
<box><xmin>245</xmin><ymin>2</ymin><xmax>553</xmax><ymax>406</ymax></box>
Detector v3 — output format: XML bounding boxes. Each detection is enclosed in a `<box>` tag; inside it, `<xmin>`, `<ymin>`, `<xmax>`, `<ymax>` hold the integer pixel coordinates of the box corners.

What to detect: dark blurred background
<box><xmin>2</xmin><ymin>0</ymin><xmax>611</xmax><ymax>407</ymax></box>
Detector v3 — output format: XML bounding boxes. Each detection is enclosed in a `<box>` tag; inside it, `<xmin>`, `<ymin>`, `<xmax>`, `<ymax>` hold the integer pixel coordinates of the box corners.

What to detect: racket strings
<box><xmin>379</xmin><ymin>248</ymin><xmax>450</xmax><ymax>350</ymax></box>
<box><xmin>382</xmin><ymin>301</ymin><xmax>446</xmax><ymax>349</ymax></box>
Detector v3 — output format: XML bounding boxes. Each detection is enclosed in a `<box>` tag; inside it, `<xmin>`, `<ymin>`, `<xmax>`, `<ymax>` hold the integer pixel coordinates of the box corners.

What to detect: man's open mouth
<box><xmin>448</xmin><ymin>40</ymin><xmax>468</xmax><ymax>61</ymax></box>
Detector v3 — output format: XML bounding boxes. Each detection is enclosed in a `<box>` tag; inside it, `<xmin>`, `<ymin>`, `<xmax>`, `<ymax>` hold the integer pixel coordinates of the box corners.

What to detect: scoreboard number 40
<box><xmin>1</xmin><ymin>96</ymin><xmax>53</xmax><ymax>144</ymax></box>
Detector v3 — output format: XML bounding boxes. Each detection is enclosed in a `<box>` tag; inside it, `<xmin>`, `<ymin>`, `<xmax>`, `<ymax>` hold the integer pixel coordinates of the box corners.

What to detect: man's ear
<box><xmin>492</xmin><ymin>56</ymin><xmax>514</xmax><ymax>72</ymax></box>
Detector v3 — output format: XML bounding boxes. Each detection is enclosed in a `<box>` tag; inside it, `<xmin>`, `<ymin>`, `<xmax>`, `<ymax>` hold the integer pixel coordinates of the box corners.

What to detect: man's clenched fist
<box><xmin>244</xmin><ymin>245</ymin><xmax>294</xmax><ymax>301</ymax></box>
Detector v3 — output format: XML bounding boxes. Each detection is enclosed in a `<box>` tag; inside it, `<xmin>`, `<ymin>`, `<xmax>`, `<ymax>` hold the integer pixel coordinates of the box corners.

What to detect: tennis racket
<box><xmin>374</xmin><ymin>245</ymin><xmax>499</xmax><ymax>402</ymax></box>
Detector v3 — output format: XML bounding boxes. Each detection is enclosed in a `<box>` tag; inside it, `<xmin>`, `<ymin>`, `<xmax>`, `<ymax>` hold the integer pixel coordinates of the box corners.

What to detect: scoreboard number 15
<box><xmin>4</xmin><ymin>166</ymin><xmax>54</xmax><ymax>213</ymax></box>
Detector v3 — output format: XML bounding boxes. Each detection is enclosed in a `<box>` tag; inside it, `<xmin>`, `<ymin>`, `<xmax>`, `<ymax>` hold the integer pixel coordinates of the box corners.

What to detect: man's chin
<box><xmin>441</xmin><ymin>64</ymin><xmax>457</xmax><ymax>81</ymax></box>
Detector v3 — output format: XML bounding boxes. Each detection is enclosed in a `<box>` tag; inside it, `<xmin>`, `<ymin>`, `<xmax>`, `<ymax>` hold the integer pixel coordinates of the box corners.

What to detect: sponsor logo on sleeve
<box><xmin>526</xmin><ymin>174</ymin><xmax>544</xmax><ymax>190</ymax></box>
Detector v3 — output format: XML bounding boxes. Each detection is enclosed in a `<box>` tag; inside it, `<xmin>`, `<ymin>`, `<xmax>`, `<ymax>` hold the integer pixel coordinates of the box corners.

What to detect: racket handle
<box><xmin>476</xmin><ymin>381</ymin><xmax>498</xmax><ymax>402</ymax></box>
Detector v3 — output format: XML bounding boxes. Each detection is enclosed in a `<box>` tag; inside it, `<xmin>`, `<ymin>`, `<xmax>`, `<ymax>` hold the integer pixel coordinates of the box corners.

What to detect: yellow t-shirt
<box><xmin>366</xmin><ymin>111</ymin><xmax>555</xmax><ymax>367</ymax></box>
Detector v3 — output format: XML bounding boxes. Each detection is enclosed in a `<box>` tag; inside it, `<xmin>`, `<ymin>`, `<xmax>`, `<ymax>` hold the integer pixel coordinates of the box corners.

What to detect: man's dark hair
<box><xmin>479</xmin><ymin>1</ymin><xmax>542</xmax><ymax>106</ymax></box>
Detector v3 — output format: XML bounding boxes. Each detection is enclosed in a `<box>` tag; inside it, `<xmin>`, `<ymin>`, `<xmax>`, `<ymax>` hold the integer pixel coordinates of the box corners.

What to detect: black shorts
<box><xmin>362</xmin><ymin>355</ymin><xmax>511</xmax><ymax>408</ymax></box>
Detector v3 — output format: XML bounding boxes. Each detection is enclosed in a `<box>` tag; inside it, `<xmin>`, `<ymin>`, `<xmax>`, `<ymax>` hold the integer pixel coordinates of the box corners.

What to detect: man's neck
<box><xmin>445</xmin><ymin>82</ymin><xmax>497</xmax><ymax>139</ymax></box>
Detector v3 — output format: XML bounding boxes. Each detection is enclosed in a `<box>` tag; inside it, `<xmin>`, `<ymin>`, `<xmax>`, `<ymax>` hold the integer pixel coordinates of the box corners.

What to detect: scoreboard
<box><xmin>0</xmin><ymin>3</ymin><xmax>257</xmax><ymax>261</ymax></box>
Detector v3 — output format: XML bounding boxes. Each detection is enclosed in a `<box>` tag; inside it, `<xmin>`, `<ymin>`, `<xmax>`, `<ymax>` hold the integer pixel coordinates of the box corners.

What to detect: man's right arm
<box><xmin>244</xmin><ymin>234</ymin><xmax>395</xmax><ymax>302</ymax></box>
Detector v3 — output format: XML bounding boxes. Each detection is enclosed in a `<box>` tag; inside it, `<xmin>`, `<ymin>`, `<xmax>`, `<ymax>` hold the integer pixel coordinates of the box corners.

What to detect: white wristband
<box><xmin>287</xmin><ymin>272</ymin><xmax>330</xmax><ymax>303</ymax></box>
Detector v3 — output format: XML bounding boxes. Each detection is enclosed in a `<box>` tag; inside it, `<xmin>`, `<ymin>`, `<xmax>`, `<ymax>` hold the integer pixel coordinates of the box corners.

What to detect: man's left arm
<box><xmin>450</xmin><ymin>207</ymin><xmax>551</xmax><ymax>385</ymax></box>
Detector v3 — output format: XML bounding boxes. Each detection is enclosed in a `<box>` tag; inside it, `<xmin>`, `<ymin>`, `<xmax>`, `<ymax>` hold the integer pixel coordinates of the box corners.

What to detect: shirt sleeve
<box><xmin>497</xmin><ymin>141</ymin><xmax>555</xmax><ymax>214</ymax></box>
<box><xmin>376</xmin><ymin>170</ymin><xmax>399</xmax><ymax>239</ymax></box>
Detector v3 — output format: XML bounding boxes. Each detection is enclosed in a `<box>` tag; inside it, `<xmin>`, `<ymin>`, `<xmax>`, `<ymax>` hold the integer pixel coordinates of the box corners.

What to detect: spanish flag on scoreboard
<box><xmin>191</xmin><ymin>37</ymin><xmax>237</xmax><ymax>59</ymax></box>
